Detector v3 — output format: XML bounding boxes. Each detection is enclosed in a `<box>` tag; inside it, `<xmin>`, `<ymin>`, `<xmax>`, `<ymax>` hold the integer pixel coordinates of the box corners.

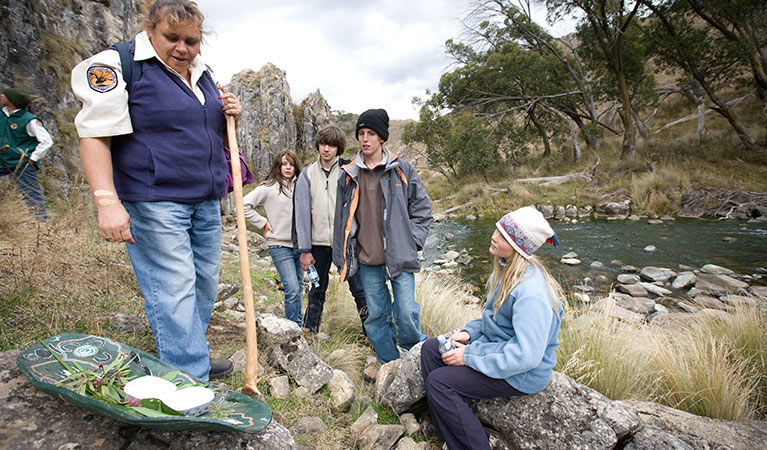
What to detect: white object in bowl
<box><xmin>123</xmin><ymin>376</ymin><xmax>177</xmax><ymax>403</ymax></box>
<box><xmin>160</xmin><ymin>386</ymin><xmax>215</xmax><ymax>416</ymax></box>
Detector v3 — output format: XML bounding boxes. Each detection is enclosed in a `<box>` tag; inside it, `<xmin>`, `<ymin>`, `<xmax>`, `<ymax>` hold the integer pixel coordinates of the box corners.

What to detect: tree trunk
<box><xmin>616</xmin><ymin>70</ymin><xmax>637</xmax><ymax>159</ymax></box>
<box><xmin>631</xmin><ymin>107</ymin><xmax>651</xmax><ymax>141</ymax></box>
<box><xmin>529</xmin><ymin>111</ymin><xmax>551</xmax><ymax>157</ymax></box>
<box><xmin>546</xmin><ymin>105</ymin><xmax>581</xmax><ymax>161</ymax></box>
<box><xmin>570</xmin><ymin>113</ymin><xmax>600</xmax><ymax>150</ymax></box>
<box><xmin>697</xmin><ymin>97</ymin><xmax>706</xmax><ymax>145</ymax></box>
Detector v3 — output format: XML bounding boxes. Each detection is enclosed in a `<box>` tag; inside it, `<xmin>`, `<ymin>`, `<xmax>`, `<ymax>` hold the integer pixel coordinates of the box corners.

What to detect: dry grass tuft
<box><xmin>0</xmin><ymin>190</ymin><xmax>148</xmax><ymax>352</ymax></box>
<box><xmin>416</xmin><ymin>272</ymin><xmax>482</xmax><ymax>337</ymax></box>
<box><xmin>557</xmin><ymin>304</ymin><xmax>767</xmax><ymax>420</ymax></box>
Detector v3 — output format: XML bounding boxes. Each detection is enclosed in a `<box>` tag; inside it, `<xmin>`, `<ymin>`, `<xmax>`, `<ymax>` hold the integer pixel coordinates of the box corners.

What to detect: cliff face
<box><xmin>0</xmin><ymin>0</ymin><xmax>140</xmax><ymax>193</ymax></box>
<box><xmin>298</xmin><ymin>89</ymin><xmax>332</xmax><ymax>152</ymax></box>
<box><xmin>228</xmin><ymin>64</ymin><xmax>298</xmax><ymax>178</ymax></box>
<box><xmin>1</xmin><ymin>0</ymin><xmax>340</xmax><ymax>192</ymax></box>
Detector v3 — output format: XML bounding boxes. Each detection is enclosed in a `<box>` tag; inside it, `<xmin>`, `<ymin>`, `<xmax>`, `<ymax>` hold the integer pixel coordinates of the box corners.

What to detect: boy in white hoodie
<box><xmin>293</xmin><ymin>126</ymin><xmax>367</xmax><ymax>334</ymax></box>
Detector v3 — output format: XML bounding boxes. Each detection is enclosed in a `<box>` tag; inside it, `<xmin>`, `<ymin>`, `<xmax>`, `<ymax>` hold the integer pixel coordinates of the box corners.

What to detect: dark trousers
<box><xmin>420</xmin><ymin>338</ymin><xmax>523</xmax><ymax>450</ymax></box>
<box><xmin>303</xmin><ymin>246</ymin><xmax>368</xmax><ymax>333</ymax></box>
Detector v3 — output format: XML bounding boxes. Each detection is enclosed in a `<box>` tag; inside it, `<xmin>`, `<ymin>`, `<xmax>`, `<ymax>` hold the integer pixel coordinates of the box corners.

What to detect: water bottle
<box><xmin>437</xmin><ymin>335</ymin><xmax>456</xmax><ymax>355</ymax></box>
<box><xmin>307</xmin><ymin>263</ymin><xmax>320</xmax><ymax>288</ymax></box>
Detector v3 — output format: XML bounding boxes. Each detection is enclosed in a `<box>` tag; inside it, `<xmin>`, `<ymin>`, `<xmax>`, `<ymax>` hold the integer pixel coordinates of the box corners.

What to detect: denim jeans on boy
<box><xmin>358</xmin><ymin>264</ymin><xmax>426</xmax><ymax>363</ymax></box>
<box><xmin>1</xmin><ymin>161</ymin><xmax>47</xmax><ymax>220</ymax></box>
<box><xmin>269</xmin><ymin>245</ymin><xmax>304</xmax><ymax>326</ymax></box>
<box><xmin>122</xmin><ymin>200</ymin><xmax>221</xmax><ymax>381</ymax></box>
<box><xmin>303</xmin><ymin>246</ymin><xmax>368</xmax><ymax>333</ymax></box>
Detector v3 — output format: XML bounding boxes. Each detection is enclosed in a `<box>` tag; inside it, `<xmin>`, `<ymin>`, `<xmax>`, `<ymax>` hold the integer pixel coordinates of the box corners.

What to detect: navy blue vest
<box><xmin>111</xmin><ymin>58</ymin><xmax>228</xmax><ymax>202</ymax></box>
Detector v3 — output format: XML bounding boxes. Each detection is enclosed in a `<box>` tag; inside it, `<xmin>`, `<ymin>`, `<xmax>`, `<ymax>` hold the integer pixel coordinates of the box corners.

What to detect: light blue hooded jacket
<box><xmin>462</xmin><ymin>263</ymin><xmax>563</xmax><ymax>394</ymax></box>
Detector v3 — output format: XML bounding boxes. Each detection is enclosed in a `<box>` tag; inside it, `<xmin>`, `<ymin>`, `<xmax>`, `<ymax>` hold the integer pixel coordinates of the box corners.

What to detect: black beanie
<box><xmin>356</xmin><ymin>108</ymin><xmax>389</xmax><ymax>142</ymax></box>
<box><xmin>2</xmin><ymin>88</ymin><xmax>32</xmax><ymax>110</ymax></box>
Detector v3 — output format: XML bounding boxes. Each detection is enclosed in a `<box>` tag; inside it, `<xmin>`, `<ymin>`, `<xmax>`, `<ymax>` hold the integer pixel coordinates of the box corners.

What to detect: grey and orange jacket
<box><xmin>332</xmin><ymin>148</ymin><xmax>432</xmax><ymax>281</ymax></box>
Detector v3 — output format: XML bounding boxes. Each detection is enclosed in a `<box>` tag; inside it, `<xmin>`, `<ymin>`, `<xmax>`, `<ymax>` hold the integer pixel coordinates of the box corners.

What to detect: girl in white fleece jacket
<box><xmin>243</xmin><ymin>151</ymin><xmax>304</xmax><ymax>326</ymax></box>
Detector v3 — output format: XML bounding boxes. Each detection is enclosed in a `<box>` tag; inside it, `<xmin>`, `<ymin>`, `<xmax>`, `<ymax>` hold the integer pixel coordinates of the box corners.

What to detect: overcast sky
<box><xmin>194</xmin><ymin>0</ymin><xmax>576</xmax><ymax>120</ymax></box>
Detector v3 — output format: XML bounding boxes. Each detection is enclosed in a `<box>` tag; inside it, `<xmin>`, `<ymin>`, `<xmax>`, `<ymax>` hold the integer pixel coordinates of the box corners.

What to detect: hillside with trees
<box><xmin>404</xmin><ymin>0</ymin><xmax>766</xmax><ymax>212</ymax></box>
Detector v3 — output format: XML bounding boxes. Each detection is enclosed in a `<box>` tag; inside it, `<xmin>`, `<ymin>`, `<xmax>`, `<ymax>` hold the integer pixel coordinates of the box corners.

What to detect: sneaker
<box><xmin>209</xmin><ymin>358</ymin><xmax>233</xmax><ymax>380</ymax></box>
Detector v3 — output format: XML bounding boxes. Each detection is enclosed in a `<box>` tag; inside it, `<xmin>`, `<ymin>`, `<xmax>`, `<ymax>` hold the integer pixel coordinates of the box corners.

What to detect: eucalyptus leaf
<box><xmin>140</xmin><ymin>398</ymin><xmax>184</xmax><ymax>416</ymax></box>
<box><xmin>160</xmin><ymin>371</ymin><xmax>180</xmax><ymax>383</ymax></box>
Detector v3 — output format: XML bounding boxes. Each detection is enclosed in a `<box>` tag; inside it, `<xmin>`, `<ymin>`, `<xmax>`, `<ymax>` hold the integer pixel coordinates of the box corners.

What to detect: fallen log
<box><xmin>515</xmin><ymin>158</ymin><xmax>600</xmax><ymax>186</ymax></box>
<box><xmin>433</xmin><ymin>201</ymin><xmax>473</xmax><ymax>222</ymax></box>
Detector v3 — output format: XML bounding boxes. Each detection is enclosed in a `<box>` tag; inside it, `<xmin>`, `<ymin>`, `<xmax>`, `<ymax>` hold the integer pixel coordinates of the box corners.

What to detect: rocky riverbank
<box><xmin>6</xmin><ymin>310</ymin><xmax>766</xmax><ymax>449</ymax></box>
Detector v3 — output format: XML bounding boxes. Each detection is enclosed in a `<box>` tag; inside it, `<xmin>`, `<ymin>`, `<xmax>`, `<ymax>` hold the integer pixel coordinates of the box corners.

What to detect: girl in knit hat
<box><xmin>420</xmin><ymin>206</ymin><xmax>564</xmax><ymax>450</ymax></box>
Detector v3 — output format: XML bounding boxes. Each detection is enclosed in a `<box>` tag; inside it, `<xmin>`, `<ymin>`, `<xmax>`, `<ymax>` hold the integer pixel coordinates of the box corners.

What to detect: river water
<box><xmin>423</xmin><ymin>217</ymin><xmax>767</xmax><ymax>293</ymax></box>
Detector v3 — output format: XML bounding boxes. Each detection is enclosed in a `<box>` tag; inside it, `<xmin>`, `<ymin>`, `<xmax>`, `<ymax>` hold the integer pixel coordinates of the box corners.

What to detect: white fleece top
<box><xmin>242</xmin><ymin>179</ymin><xmax>295</xmax><ymax>248</ymax></box>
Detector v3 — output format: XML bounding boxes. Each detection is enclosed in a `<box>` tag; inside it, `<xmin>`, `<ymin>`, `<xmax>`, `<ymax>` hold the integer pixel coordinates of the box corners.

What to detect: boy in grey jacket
<box><xmin>333</xmin><ymin>109</ymin><xmax>432</xmax><ymax>363</ymax></box>
<box><xmin>294</xmin><ymin>126</ymin><xmax>367</xmax><ymax>334</ymax></box>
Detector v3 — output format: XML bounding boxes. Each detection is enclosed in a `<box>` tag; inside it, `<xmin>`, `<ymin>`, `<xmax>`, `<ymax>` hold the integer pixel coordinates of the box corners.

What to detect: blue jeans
<box><xmin>269</xmin><ymin>245</ymin><xmax>303</xmax><ymax>326</ymax></box>
<box><xmin>358</xmin><ymin>264</ymin><xmax>426</xmax><ymax>363</ymax></box>
<box><xmin>123</xmin><ymin>200</ymin><xmax>221</xmax><ymax>381</ymax></box>
<box><xmin>1</xmin><ymin>161</ymin><xmax>46</xmax><ymax>220</ymax></box>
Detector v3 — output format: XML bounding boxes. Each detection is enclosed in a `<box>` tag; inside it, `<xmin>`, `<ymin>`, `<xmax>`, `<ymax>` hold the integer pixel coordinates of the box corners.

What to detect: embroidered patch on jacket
<box><xmin>87</xmin><ymin>66</ymin><xmax>118</xmax><ymax>93</ymax></box>
<box><xmin>35</xmin><ymin>120</ymin><xmax>42</xmax><ymax>126</ymax></box>
<box><xmin>10</xmin><ymin>123</ymin><xmax>18</xmax><ymax>129</ymax></box>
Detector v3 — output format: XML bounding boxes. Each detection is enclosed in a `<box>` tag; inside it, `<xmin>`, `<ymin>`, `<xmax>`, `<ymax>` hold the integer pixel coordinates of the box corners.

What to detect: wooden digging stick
<box><xmin>225</xmin><ymin>114</ymin><xmax>261</xmax><ymax>396</ymax></box>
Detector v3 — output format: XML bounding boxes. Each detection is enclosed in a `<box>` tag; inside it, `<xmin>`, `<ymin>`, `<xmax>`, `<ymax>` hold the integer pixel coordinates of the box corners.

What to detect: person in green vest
<box><xmin>0</xmin><ymin>88</ymin><xmax>52</xmax><ymax>220</ymax></box>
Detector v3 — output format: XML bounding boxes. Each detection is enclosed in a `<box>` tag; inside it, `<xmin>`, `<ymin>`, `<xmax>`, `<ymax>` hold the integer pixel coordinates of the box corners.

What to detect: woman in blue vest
<box><xmin>0</xmin><ymin>88</ymin><xmax>53</xmax><ymax>220</ymax></box>
<box><xmin>71</xmin><ymin>0</ymin><xmax>241</xmax><ymax>381</ymax></box>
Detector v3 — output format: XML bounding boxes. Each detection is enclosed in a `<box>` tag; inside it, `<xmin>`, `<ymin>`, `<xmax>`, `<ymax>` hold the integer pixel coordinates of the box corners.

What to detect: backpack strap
<box><xmin>110</xmin><ymin>40</ymin><xmax>142</xmax><ymax>93</ymax></box>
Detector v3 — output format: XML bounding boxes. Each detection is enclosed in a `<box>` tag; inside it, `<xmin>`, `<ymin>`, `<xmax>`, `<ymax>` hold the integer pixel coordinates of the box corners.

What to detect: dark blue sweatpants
<box><xmin>420</xmin><ymin>337</ymin><xmax>523</xmax><ymax>450</ymax></box>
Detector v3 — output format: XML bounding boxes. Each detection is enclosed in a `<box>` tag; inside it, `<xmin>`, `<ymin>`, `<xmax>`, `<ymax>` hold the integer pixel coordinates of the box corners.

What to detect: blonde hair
<box><xmin>490</xmin><ymin>251</ymin><xmax>564</xmax><ymax>316</ymax></box>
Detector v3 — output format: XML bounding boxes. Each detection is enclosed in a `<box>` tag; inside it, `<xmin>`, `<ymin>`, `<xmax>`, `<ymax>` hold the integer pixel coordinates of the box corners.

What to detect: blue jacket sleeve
<box><xmin>463</xmin><ymin>281</ymin><xmax>555</xmax><ymax>379</ymax></box>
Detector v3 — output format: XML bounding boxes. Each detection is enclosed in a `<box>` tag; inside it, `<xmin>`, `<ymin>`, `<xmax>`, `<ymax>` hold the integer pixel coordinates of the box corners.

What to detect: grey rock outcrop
<box><xmin>358</xmin><ymin>424</ymin><xmax>406</xmax><ymax>450</ymax></box>
<box><xmin>622</xmin><ymin>426</ymin><xmax>694</xmax><ymax>450</ymax></box>
<box><xmin>256</xmin><ymin>313</ymin><xmax>333</xmax><ymax>393</ymax></box>
<box><xmin>328</xmin><ymin>369</ymin><xmax>356</xmax><ymax>411</ymax></box>
<box><xmin>672</xmin><ymin>272</ymin><xmax>697</xmax><ymax>289</ymax></box>
<box><xmin>639</xmin><ymin>266</ymin><xmax>676</xmax><ymax>283</ymax></box>
<box><xmin>376</xmin><ymin>340</ymin><xmax>767</xmax><ymax>449</ymax></box>
<box><xmin>0</xmin><ymin>349</ymin><xmax>297</xmax><ymax>449</ymax></box>
<box><xmin>596</xmin><ymin>199</ymin><xmax>631</xmax><ymax>216</ymax></box>
<box><xmin>229</xmin><ymin>64</ymin><xmax>297</xmax><ymax>177</ymax></box>
<box><xmin>375</xmin><ymin>341</ymin><xmax>426</xmax><ymax>413</ymax></box>
<box><xmin>618</xmin><ymin>400</ymin><xmax>767</xmax><ymax>450</ymax></box>
<box><xmin>298</xmin><ymin>89</ymin><xmax>332</xmax><ymax>151</ymax></box>
<box><xmin>472</xmin><ymin>372</ymin><xmax>641</xmax><ymax>449</ymax></box>
<box><xmin>695</xmin><ymin>273</ymin><xmax>749</xmax><ymax>296</ymax></box>
<box><xmin>0</xmin><ymin>0</ymin><xmax>140</xmax><ymax>192</ymax></box>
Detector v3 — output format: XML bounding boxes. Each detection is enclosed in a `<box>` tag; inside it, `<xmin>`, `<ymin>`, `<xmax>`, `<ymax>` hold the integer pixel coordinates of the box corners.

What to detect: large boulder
<box><xmin>694</xmin><ymin>273</ymin><xmax>749</xmax><ymax>297</ymax></box>
<box><xmin>596</xmin><ymin>199</ymin><xmax>631</xmax><ymax>216</ymax></box>
<box><xmin>618</xmin><ymin>400</ymin><xmax>767</xmax><ymax>450</ymax></box>
<box><xmin>472</xmin><ymin>372</ymin><xmax>641</xmax><ymax>449</ymax></box>
<box><xmin>639</xmin><ymin>266</ymin><xmax>677</xmax><ymax>283</ymax></box>
<box><xmin>256</xmin><ymin>313</ymin><xmax>333</xmax><ymax>393</ymax></box>
<box><xmin>375</xmin><ymin>341</ymin><xmax>426</xmax><ymax>413</ymax></box>
<box><xmin>0</xmin><ymin>350</ymin><xmax>296</xmax><ymax>449</ymax></box>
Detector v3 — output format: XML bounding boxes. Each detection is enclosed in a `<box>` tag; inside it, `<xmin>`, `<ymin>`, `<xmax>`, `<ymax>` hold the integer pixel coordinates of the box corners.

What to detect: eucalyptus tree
<box><xmin>470</xmin><ymin>0</ymin><xmax>607</xmax><ymax>150</ymax></box>
<box><xmin>638</xmin><ymin>0</ymin><xmax>764</xmax><ymax>151</ymax></box>
<box><xmin>543</xmin><ymin>0</ymin><xmax>652</xmax><ymax>159</ymax></box>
